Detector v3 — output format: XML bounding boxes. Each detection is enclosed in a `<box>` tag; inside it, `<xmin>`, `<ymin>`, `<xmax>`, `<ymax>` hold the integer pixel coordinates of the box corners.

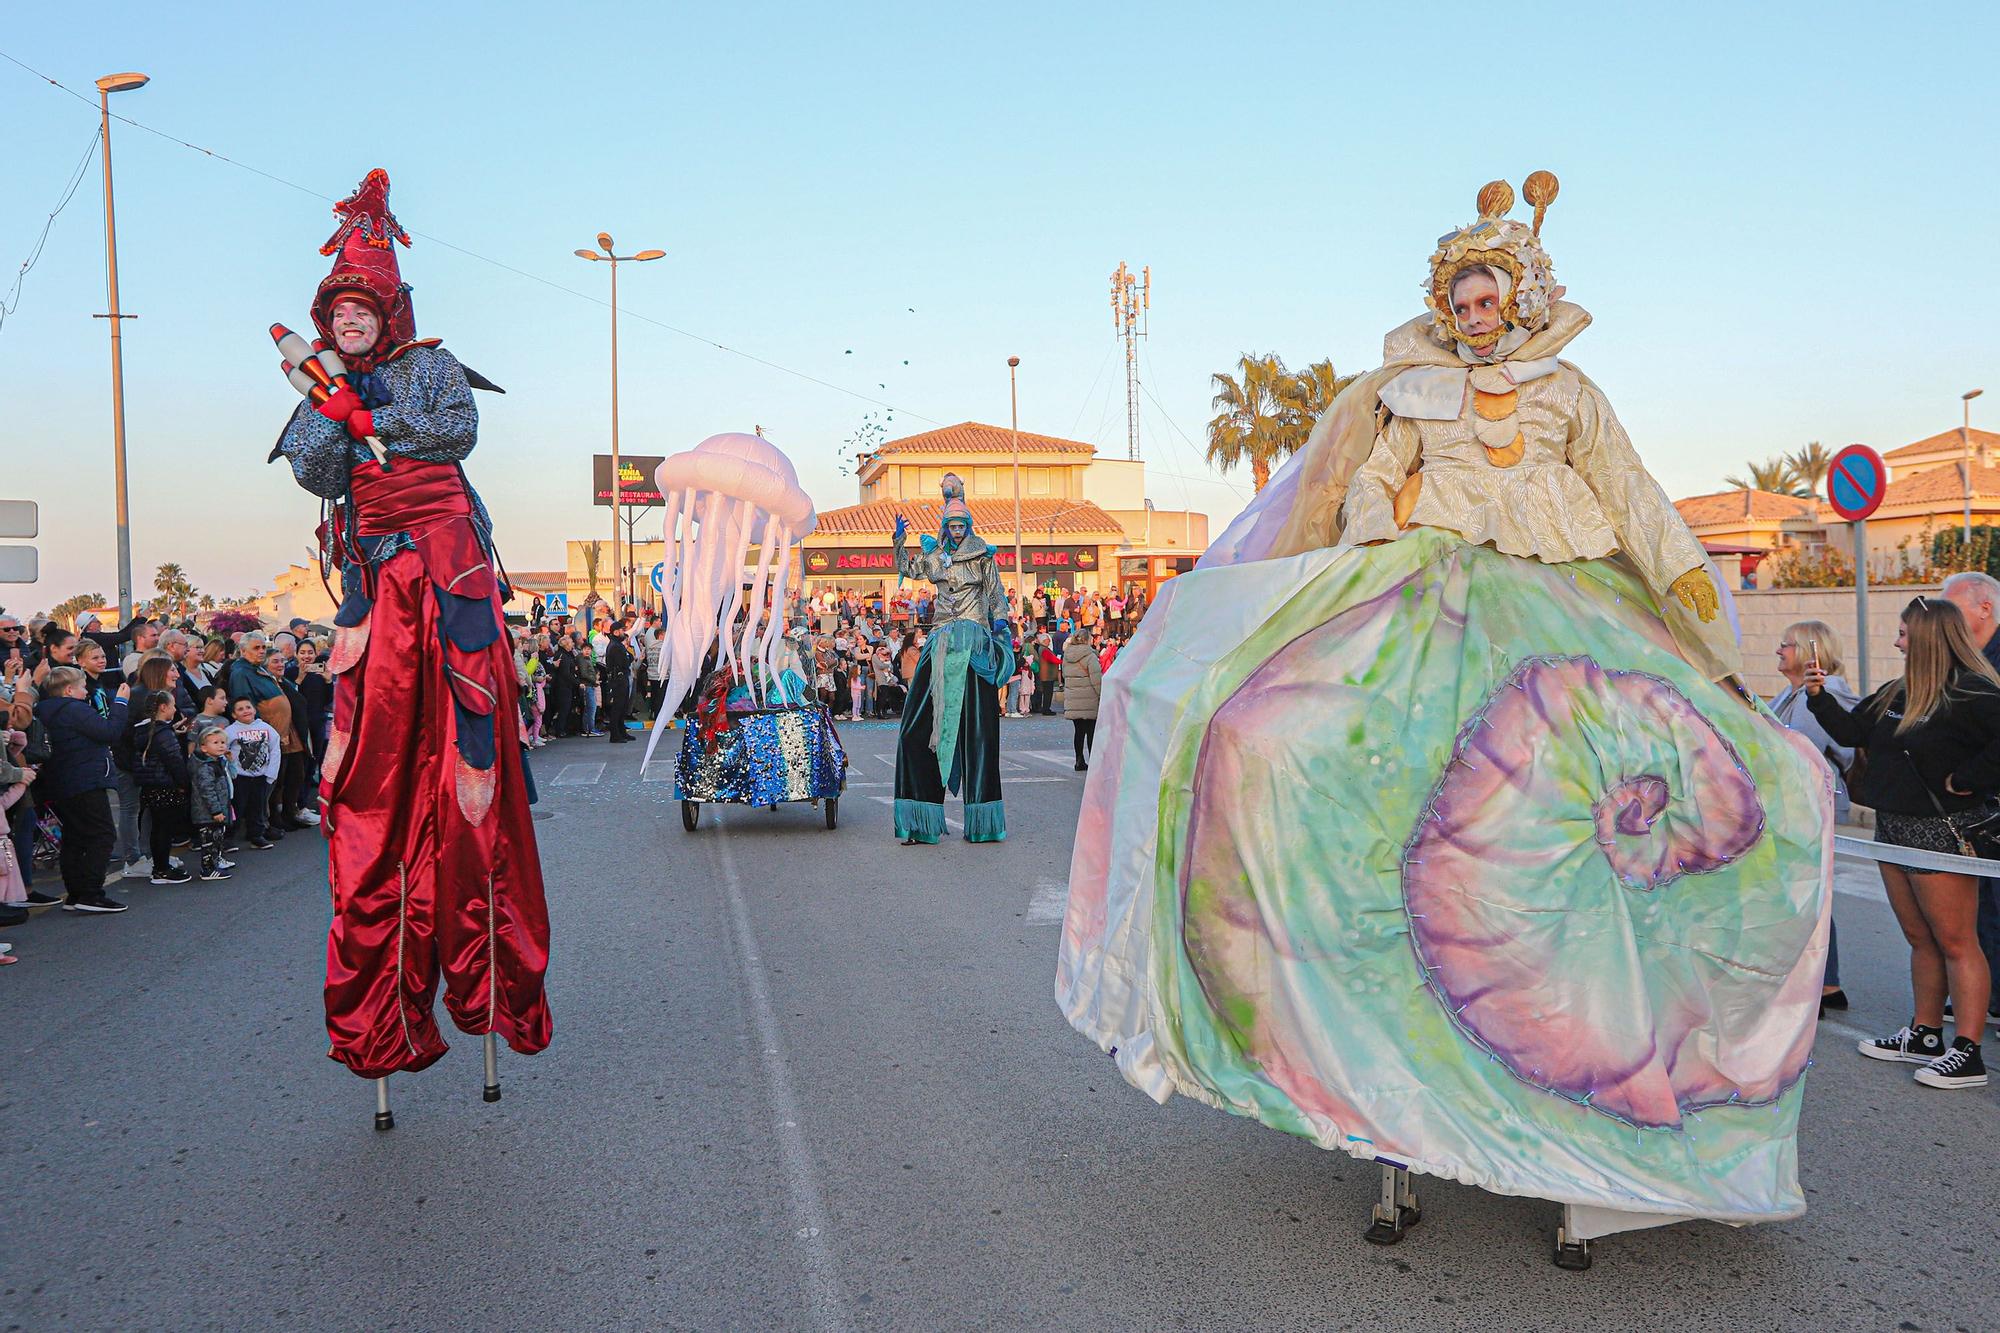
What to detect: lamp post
<box><xmin>96</xmin><ymin>71</ymin><xmax>148</xmax><ymax>623</ymax></box>
<box><xmin>575</xmin><ymin>235</ymin><xmax>664</xmax><ymax>610</ymax></box>
<box><xmin>1008</xmin><ymin>356</ymin><xmax>1023</xmax><ymax>612</ymax></box>
<box><xmin>1965</xmin><ymin>388</ymin><xmax>1987</xmax><ymax>541</ymax></box>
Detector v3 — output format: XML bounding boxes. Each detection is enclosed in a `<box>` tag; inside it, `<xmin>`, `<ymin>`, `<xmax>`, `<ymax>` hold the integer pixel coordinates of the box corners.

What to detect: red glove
<box><xmin>316</xmin><ymin>385</ymin><xmax>363</xmax><ymax>422</ymax></box>
<box><xmin>344</xmin><ymin>409</ymin><xmax>375</xmax><ymax>440</ymax></box>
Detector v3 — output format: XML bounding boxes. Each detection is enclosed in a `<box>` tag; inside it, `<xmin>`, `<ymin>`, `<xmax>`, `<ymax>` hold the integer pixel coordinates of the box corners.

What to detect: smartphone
<box><xmin>1808</xmin><ymin>638</ymin><xmax>1821</xmax><ymax>672</ymax></box>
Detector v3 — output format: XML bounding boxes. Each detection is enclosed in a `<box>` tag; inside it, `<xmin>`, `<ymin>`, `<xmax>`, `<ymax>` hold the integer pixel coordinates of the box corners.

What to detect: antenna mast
<box><xmin>1111</xmin><ymin>261</ymin><xmax>1149</xmax><ymax>461</ymax></box>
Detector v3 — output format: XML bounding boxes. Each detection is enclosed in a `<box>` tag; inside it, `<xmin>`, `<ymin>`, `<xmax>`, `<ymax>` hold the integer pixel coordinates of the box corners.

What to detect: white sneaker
<box><xmin>121</xmin><ymin>860</ymin><xmax>151</xmax><ymax>879</ymax></box>
<box><xmin>296</xmin><ymin>809</ymin><xmax>322</xmax><ymax>826</ymax></box>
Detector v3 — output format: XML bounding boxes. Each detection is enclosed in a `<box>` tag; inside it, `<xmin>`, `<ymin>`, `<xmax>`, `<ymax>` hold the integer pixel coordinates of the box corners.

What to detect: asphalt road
<box><xmin>4</xmin><ymin>718</ymin><xmax>1997</xmax><ymax>1332</ymax></box>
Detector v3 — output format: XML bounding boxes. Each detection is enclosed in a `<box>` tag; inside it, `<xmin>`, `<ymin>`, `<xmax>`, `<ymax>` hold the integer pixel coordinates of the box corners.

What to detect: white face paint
<box><xmin>330</xmin><ymin>298</ymin><xmax>381</xmax><ymax>357</ymax></box>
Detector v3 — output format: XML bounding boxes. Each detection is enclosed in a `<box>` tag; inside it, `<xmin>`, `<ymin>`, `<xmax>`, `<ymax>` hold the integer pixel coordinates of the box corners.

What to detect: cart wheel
<box><xmin>825</xmin><ymin>797</ymin><xmax>839</xmax><ymax>830</ymax></box>
<box><xmin>681</xmin><ymin>801</ymin><xmax>700</xmax><ymax>832</ymax></box>
<box><xmin>1552</xmin><ymin>1227</ymin><xmax>1592</xmax><ymax>1271</ymax></box>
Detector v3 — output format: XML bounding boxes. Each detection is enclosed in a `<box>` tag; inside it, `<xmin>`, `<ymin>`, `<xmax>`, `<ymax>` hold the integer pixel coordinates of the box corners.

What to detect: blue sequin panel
<box><xmin>674</xmin><ymin>707</ymin><xmax>847</xmax><ymax>804</ymax></box>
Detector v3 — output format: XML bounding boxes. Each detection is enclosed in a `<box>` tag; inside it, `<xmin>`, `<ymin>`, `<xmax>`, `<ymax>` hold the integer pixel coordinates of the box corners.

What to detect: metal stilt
<box><xmin>1362</xmin><ymin>1162</ymin><xmax>1421</xmax><ymax>1244</ymax></box>
<box><xmin>482</xmin><ymin>1032</ymin><xmax>501</xmax><ymax>1103</ymax></box>
<box><xmin>373</xmin><ymin>1076</ymin><xmax>394</xmax><ymax>1131</ymax></box>
<box><xmin>1553</xmin><ymin>1204</ymin><xmax>1592</xmax><ymax>1270</ymax></box>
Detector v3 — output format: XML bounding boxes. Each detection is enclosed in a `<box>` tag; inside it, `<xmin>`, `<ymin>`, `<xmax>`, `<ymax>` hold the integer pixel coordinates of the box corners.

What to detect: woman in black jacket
<box><xmin>1808</xmin><ymin>595</ymin><xmax>1998</xmax><ymax>1089</ymax></box>
<box><xmin>124</xmin><ymin>690</ymin><xmax>192</xmax><ymax>884</ymax></box>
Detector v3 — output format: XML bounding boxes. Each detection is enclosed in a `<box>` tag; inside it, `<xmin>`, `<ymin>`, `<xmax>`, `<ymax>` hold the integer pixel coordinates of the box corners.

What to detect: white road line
<box><xmin>1026</xmin><ymin>876</ymin><xmax>1068</xmax><ymax>923</ymax></box>
<box><xmin>1019</xmin><ymin>748</ymin><xmax>1076</xmax><ymax>767</ymax></box>
<box><xmin>641</xmin><ymin>761</ymin><xmax>677</xmax><ymax>783</ymax></box>
<box><xmin>1817</xmin><ymin>1018</ymin><xmax>1875</xmax><ymax>1044</ymax></box>
<box><xmin>549</xmin><ymin>762</ymin><xmax>605</xmax><ymax>786</ymax></box>
<box><xmin>1834</xmin><ymin>879</ymin><xmax>1888</xmax><ymax>905</ymax></box>
<box><xmin>708</xmin><ymin>812</ymin><xmax>852</xmax><ymax>1331</ymax></box>
<box><xmin>866</xmin><ymin>794</ymin><xmax>962</xmax><ymax>834</ymax></box>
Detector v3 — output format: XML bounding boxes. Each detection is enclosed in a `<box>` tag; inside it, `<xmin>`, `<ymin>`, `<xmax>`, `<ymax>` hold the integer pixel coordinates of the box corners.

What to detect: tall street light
<box><xmin>1008</xmin><ymin>356</ymin><xmax>1024</xmax><ymax>613</ymax></box>
<box><xmin>575</xmin><ymin>234</ymin><xmax>664</xmax><ymax>611</ymax></box>
<box><xmin>97</xmin><ymin>71</ymin><xmax>148</xmax><ymax>623</ymax></box>
<box><xmin>1965</xmin><ymin>387</ymin><xmax>1986</xmax><ymax>541</ymax></box>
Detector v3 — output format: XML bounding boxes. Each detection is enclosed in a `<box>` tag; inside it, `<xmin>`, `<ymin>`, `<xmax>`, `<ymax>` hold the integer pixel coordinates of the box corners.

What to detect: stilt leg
<box><xmin>1553</xmin><ymin>1204</ymin><xmax>1592</xmax><ymax>1270</ymax></box>
<box><xmin>1362</xmin><ymin>1162</ymin><xmax>1421</xmax><ymax>1244</ymax></box>
<box><xmin>482</xmin><ymin>1032</ymin><xmax>501</xmax><ymax>1102</ymax></box>
<box><xmin>373</xmin><ymin>1076</ymin><xmax>394</xmax><ymax>1132</ymax></box>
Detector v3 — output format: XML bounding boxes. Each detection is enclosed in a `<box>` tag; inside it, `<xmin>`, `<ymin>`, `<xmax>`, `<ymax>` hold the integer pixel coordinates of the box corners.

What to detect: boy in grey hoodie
<box><xmin>186</xmin><ymin>726</ymin><xmax>234</xmax><ymax>881</ymax></box>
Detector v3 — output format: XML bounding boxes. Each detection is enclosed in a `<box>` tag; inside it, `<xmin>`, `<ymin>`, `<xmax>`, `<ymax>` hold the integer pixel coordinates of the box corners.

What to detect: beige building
<box><xmin>1814</xmin><ymin>427</ymin><xmax>2000</xmax><ymax>576</ymax></box>
<box><xmin>810</xmin><ymin>421</ymin><xmax>1208</xmax><ymax>597</ymax></box>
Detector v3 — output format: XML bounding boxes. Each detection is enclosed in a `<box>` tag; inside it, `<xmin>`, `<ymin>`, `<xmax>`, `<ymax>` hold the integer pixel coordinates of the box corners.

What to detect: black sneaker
<box><xmin>25</xmin><ymin>891</ymin><xmax>61</xmax><ymax>907</ymax></box>
<box><xmin>64</xmin><ymin>895</ymin><xmax>129</xmax><ymax>914</ymax></box>
<box><xmin>1914</xmin><ymin>1038</ymin><xmax>1988</xmax><ymax>1090</ymax></box>
<box><xmin>198</xmin><ymin>867</ymin><xmax>233</xmax><ymax>881</ymax></box>
<box><xmin>1858</xmin><ymin>1024</ymin><xmax>1945</xmax><ymax>1064</ymax></box>
<box><xmin>247</xmin><ymin>838</ymin><xmax>275</xmax><ymax>851</ymax></box>
<box><xmin>149</xmin><ymin>867</ymin><xmax>193</xmax><ymax>885</ymax></box>
<box><xmin>0</xmin><ymin>905</ymin><xmax>26</xmax><ymax>928</ymax></box>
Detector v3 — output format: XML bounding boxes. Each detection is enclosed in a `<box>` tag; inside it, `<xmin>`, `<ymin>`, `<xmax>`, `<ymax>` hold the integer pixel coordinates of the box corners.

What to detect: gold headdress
<box><xmin>1424</xmin><ymin>171</ymin><xmax>1561</xmax><ymax>352</ymax></box>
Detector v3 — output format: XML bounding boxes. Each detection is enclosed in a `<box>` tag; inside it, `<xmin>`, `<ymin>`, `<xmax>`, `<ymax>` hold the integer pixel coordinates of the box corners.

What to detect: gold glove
<box><xmin>1670</xmin><ymin>568</ymin><xmax>1719</xmax><ymax>624</ymax></box>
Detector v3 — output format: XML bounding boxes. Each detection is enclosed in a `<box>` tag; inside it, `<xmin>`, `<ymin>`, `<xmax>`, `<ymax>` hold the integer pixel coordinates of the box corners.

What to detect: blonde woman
<box><xmin>1770</xmin><ymin>619</ymin><xmax>1858</xmax><ymax>1012</ymax></box>
<box><xmin>1808</xmin><ymin>597</ymin><xmax>2000</xmax><ymax>1089</ymax></box>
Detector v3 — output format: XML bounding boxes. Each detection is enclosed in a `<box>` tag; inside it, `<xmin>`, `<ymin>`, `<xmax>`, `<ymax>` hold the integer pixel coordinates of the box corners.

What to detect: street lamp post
<box><xmin>576</xmin><ymin>235</ymin><xmax>664</xmax><ymax>611</ymax></box>
<box><xmin>1008</xmin><ymin>357</ymin><xmax>1023</xmax><ymax>612</ymax></box>
<box><xmin>96</xmin><ymin>71</ymin><xmax>148</xmax><ymax>623</ymax></box>
<box><xmin>1965</xmin><ymin>388</ymin><xmax>1986</xmax><ymax>541</ymax></box>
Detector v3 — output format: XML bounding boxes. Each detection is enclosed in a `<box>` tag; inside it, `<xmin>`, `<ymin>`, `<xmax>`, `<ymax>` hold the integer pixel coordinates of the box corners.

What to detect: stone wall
<box><xmin>1731</xmin><ymin>583</ymin><xmax>1939</xmax><ymax>698</ymax></box>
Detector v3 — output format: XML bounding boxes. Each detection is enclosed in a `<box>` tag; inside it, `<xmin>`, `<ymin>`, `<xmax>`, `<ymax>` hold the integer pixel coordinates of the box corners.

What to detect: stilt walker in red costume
<box><xmin>270</xmin><ymin>170</ymin><xmax>552</xmax><ymax>1124</ymax></box>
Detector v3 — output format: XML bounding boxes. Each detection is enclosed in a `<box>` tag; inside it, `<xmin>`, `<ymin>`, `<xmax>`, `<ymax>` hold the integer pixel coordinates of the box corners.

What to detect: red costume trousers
<box><xmin>320</xmin><ymin>463</ymin><xmax>552</xmax><ymax>1078</ymax></box>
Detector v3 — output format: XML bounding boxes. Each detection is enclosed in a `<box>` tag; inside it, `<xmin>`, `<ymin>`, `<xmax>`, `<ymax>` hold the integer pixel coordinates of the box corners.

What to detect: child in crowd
<box><xmin>186</xmin><ymin>726</ymin><xmax>235</xmax><ymax>881</ymax></box>
<box><xmin>225</xmin><ymin>696</ymin><xmax>281</xmax><ymax>850</ymax></box>
<box><xmin>1012</xmin><ymin>657</ymin><xmax>1034</xmax><ymax>718</ymax></box>
<box><xmin>191</xmin><ymin>684</ymin><xmax>230</xmax><ymax>737</ymax></box>
<box><xmin>125</xmin><ymin>689</ymin><xmax>192</xmax><ymax>884</ymax></box>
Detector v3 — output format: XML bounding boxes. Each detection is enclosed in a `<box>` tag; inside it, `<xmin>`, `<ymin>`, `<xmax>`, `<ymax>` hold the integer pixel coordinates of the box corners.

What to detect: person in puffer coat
<box><xmin>33</xmin><ymin>666</ymin><xmax>131</xmax><ymax>912</ymax></box>
<box><xmin>1061</xmin><ymin>632</ymin><xmax>1103</xmax><ymax>771</ymax></box>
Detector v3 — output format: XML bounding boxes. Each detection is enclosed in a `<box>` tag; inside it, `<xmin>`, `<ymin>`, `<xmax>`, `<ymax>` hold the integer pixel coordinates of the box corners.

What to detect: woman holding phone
<box><xmin>1770</xmin><ymin>619</ymin><xmax>1858</xmax><ymax>1011</ymax></box>
<box><xmin>1806</xmin><ymin>596</ymin><xmax>2000</xmax><ymax>1089</ymax></box>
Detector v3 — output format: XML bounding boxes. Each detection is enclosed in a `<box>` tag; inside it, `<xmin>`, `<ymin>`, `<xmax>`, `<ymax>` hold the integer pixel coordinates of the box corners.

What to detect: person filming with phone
<box><xmin>1806</xmin><ymin>595</ymin><xmax>2000</xmax><ymax>1090</ymax></box>
<box><xmin>1770</xmin><ymin>620</ymin><xmax>1858</xmax><ymax>1013</ymax></box>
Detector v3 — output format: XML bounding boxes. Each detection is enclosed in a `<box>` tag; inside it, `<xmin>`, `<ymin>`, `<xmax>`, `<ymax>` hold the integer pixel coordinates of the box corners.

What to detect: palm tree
<box><xmin>1722</xmin><ymin>456</ymin><xmax>1795</xmax><ymax>493</ymax></box>
<box><xmin>1784</xmin><ymin>441</ymin><xmax>1832</xmax><ymax>497</ymax></box>
<box><xmin>1208</xmin><ymin>353</ymin><xmax>1301</xmax><ymax>493</ymax></box>
<box><xmin>582</xmin><ymin>540</ymin><xmax>603</xmax><ymax>596</ymax></box>
<box><xmin>198</xmin><ymin>593</ymin><xmax>216</xmax><ymax>611</ymax></box>
<box><xmin>1288</xmin><ymin>358</ymin><xmax>1361</xmax><ymax>425</ymax></box>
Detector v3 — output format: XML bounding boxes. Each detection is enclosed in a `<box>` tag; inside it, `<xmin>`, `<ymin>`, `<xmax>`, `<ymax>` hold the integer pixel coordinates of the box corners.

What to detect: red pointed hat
<box><xmin>312</xmin><ymin>168</ymin><xmax>416</xmax><ymax>348</ymax></box>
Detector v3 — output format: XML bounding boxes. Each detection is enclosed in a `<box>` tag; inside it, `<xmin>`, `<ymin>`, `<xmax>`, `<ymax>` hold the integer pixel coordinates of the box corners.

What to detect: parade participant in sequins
<box><xmin>890</xmin><ymin>474</ymin><xmax>1016</xmax><ymax>844</ymax></box>
<box><xmin>271</xmin><ymin>170</ymin><xmax>551</xmax><ymax>1080</ymax></box>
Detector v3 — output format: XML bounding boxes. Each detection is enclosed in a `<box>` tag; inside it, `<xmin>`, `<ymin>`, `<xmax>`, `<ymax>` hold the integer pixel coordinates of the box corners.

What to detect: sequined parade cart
<box><xmin>674</xmin><ymin>702</ymin><xmax>848</xmax><ymax>831</ymax></box>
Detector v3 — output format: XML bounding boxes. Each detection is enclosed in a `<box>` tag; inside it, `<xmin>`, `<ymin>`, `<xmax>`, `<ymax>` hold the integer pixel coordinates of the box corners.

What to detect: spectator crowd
<box><xmin>0</xmin><ymin>609</ymin><xmax>341</xmax><ymax>962</ymax></box>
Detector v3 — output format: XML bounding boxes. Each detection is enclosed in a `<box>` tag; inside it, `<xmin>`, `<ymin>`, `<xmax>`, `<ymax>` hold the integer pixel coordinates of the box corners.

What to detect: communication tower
<box><xmin>1110</xmin><ymin>262</ymin><xmax>1149</xmax><ymax>461</ymax></box>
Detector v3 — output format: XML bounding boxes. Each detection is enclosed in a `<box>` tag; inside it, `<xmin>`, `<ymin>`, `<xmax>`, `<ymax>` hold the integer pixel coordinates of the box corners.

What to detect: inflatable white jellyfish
<box><xmin>642</xmin><ymin>433</ymin><xmax>817</xmax><ymax>767</ymax></box>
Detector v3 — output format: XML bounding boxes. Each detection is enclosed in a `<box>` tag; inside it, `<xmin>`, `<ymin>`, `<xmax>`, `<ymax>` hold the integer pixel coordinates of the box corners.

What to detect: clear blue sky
<box><xmin>3</xmin><ymin>1</ymin><xmax>1996</xmax><ymax>610</ymax></box>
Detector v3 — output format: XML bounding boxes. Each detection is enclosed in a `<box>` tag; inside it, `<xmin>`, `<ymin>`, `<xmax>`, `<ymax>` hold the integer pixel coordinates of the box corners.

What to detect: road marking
<box><xmin>1817</xmin><ymin>1018</ymin><xmax>1875</xmax><ymax>1044</ymax></box>
<box><xmin>549</xmin><ymin>762</ymin><xmax>605</xmax><ymax>786</ymax></box>
<box><xmin>1026</xmin><ymin>876</ymin><xmax>1068</xmax><ymax>923</ymax></box>
<box><xmin>1834</xmin><ymin>879</ymin><xmax>1888</xmax><ymax>904</ymax></box>
<box><xmin>1020</xmin><ymin>748</ymin><xmax>1076</xmax><ymax>767</ymax></box>
<box><xmin>641</xmin><ymin>762</ymin><xmax>677</xmax><ymax>783</ymax></box>
<box><xmin>866</xmin><ymin>794</ymin><xmax>962</xmax><ymax>834</ymax></box>
<box><xmin>707</xmin><ymin>812</ymin><xmax>852</xmax><ymax>1331</ymax></box>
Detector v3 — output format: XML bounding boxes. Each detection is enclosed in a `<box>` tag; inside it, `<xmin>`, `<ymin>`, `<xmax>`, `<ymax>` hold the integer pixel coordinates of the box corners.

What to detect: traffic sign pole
<box><xmin>1825</xmin><ymin>444</ymin><xmax>1887</xmax><ymax>694</ymax></box>
<box><xmin>1854</xmin><ymin>517</ymin><xmax>1869</xmax><ymax>694</ymax></box>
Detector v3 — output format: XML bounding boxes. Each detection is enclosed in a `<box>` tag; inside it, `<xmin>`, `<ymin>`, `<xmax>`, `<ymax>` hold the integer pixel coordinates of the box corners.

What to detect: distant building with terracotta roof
<box><xmin>1671</xmin><ymin>488</ymin><xmax>1822</xmax><ymax>585</ymax></box>
<box><xmin>1814</xmin><ymin>426</ymin><xmax>2000</xmax><ymax>578</ymax></box>
<box><xmin>808</xmin><ymin>421</ymin><xmax>1209</xmax><ymax>597</ymax></box>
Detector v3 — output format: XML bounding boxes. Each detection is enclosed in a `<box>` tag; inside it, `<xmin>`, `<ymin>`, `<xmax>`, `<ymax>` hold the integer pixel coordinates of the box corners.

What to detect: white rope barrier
<box><xmin>1833</xmin><ymin>833</ymin><xmax>1999</xmax><ymax>877</ymax></box>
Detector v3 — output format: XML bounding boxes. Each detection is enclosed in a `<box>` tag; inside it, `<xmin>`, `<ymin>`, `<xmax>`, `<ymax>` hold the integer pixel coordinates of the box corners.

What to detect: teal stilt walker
<box><xmin>892</xmin><ymin>473</ymin><xmax>1016</xmax><ymax>844</ymax></box>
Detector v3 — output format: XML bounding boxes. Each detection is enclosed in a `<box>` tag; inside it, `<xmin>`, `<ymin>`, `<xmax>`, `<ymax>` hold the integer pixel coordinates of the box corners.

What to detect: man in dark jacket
<box><xmin>34</xmin><ymin>666</ymin><xmax>132</xmax><ymax>912</ymax></box>
<box><xmin>602</xmin><ymin>625</ymin><xmax>634</xmax><ymax>743</ymax></box>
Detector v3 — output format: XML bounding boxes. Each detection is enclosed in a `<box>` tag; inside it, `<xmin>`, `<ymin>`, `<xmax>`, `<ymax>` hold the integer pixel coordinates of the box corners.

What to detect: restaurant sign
<box><xmin>803</xmin><ymin>545</ymin><xmax>1099</xmax><ymax>575</ymax></box>
<box><xmin>592</xmin><ymin>454</ymin><xmax>666</xmax><ymax>507</ymax></box>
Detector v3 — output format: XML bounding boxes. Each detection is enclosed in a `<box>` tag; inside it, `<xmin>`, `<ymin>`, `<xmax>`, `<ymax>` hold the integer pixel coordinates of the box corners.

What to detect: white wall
<box><xmin>1082</xmin><ymin>459</ymin><xmax>1146</xmax><ymax>510</ymax></box>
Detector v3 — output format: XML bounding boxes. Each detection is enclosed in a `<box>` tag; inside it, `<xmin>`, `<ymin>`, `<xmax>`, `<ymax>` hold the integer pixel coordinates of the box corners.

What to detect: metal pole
<box><xmin>1009</xmin><ymin>357</ymin><xmax>1023</xmax><ymax>612</ymax></box>
<box><xmin>483</xmin><ymin>1031</ymin><xmax>500</xmax><ymax>1102</ymax></box>
<box><xmin>610</xmin><ymin>258</ymin><xmax>623</xmax><ymax>614</ymax></box>
<box><xmin>1854</xmin><ymin>517</ymin><xmax>1870</xmax><ymax>695</ymax></box>
<box><xmin>1963</xmin><ymin>407</ymin><xmax>1973</xmax><ymax>542</ymax></box>
<box><xmin>100</xmin><ymin>89</ymin><xmax>134</xmax><ymax>623</ymax></box>
<box><xmin>373</xmin><ymin>1076</ymin><xmax>394</xmax><ymax>1131</ymax></box>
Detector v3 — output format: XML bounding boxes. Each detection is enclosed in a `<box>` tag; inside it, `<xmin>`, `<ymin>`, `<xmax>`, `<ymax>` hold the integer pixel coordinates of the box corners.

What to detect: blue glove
<box><xmin>892</xmin><ymin>513</ymin><xmax>908</xmax><ymax>543</ymax></box>
<box><xmin>990</xmin><ymin>618</ymin><xmax>1011</xmax><ymax>638</ymax></box>
<box><xmin>918</xmin><ymin>534</ymin><xmax>938</xmax><ymax>555</ymax></box>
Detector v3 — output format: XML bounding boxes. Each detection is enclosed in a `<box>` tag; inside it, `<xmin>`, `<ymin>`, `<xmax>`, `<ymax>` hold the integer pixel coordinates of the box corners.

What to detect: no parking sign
<box><xmin>1826</xmin><ymin>444</ymin><xmax>1886</xmax><ymax>521</ymax></box>
<box><xmin>1825</xmin><ymin>443</ymin><xmax>1887</xmax><ymax>693</ymax></box>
